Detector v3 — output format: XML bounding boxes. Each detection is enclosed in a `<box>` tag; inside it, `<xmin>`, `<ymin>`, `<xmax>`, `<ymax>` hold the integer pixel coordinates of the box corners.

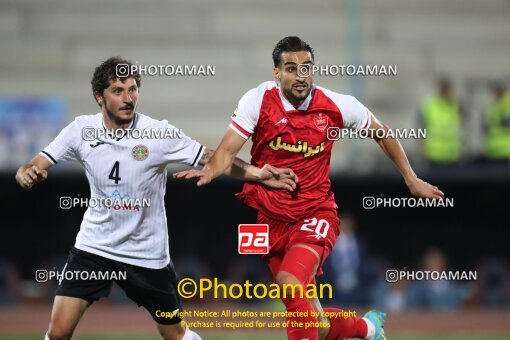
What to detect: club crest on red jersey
<box><xmin>313</xmin><ymin>113</ymin><xmax>328</xmax><ymax>131</ymax></box>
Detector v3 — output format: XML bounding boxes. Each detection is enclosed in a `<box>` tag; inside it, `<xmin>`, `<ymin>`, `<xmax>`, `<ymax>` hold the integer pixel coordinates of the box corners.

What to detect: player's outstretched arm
<box><xmin>368</xmin><ymin>113</ymin><xmax>444</xmax><ymax>199</ymax></box>
<box><xmin>173</xmin><ymin>128</ymin><xmax>247</xmax><ymax>186</ymax></box>
<box><xmin>173</xmin><ymin>129</ymin><xmax>298</xmax><ymax>191</ymax></box>
<box><xmin>15</xmin><ymin>154</ymin><xmax>53</xmax><ymax>189</ymax></box>
<box><xmin>195</xmin><ymin>148</ymin><xmax>298</xmax><ymax>191</ymax></box>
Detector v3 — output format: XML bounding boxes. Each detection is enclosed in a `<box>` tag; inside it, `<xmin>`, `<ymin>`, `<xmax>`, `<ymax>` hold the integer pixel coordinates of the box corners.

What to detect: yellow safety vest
<box><xmin>485</xmin><ymin>92</ymin><xmax>510</xmax><ymax>159</ymax></box>
<box><xmin>422</xmin><ymin>96</ymin><xmax>461</xmax><ymax>163</ymax></box>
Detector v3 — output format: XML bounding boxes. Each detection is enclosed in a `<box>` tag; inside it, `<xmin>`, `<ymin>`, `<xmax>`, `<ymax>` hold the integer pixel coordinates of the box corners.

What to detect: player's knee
<box><xmin>317</xmin><ymin>316</ymin><xmax>330</xmax><ymax>340</ymax></box>
<box><xmin>276</xmin><ymin>271</ymin><xmax>302</xmax><ymax>297</ymax></box>
<box><xmin>159</xmin><ymin>324</ymin><xmax>186</xmax><ymax>340</ymax></box>
<box><xmin>47</xmin><ymin>321</ymin><xmax>74</xmax><ymax>340</ymax></box>
<box><xmin>161</xmin><ymin>335</ymin><xmax>183</xmax><ymax>340</ymax></box>
<box><xmin>276</xmin><ymin>270</ymin><xmax>300</xmax><ymax>286</ymax></box>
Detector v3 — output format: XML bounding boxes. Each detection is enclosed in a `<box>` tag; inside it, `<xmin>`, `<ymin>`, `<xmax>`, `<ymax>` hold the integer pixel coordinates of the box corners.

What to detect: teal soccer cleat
<box><xmin>363</xmin><ymin>310</ymin><xmax>387</xmax><ymax>340</ymax></box>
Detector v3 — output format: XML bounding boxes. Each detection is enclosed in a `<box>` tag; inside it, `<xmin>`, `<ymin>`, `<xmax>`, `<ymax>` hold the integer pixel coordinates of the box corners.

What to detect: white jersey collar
<box><xmin>101</xmin><ymin>112</ymin><xmax>138</xmax><ymax>130</ymax></box>
<box><xmin>100</xmin><ymin>112</ymin><xmax>138</xmax><ymax>141</ymax></box>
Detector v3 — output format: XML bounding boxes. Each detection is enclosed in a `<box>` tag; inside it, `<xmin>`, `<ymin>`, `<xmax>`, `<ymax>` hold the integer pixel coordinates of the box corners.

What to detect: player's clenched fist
<box><xmin>15</xmin><ymin>165</ymin><xmax>48</xmax><ymax>189</ymax></box>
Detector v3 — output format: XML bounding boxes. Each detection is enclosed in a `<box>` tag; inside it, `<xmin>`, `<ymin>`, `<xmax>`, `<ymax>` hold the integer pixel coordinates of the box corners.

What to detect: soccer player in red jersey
<box><xmin>175</xmin><ymin>37</ymin><xmax>444</xmax><ymax>340</ymax></box>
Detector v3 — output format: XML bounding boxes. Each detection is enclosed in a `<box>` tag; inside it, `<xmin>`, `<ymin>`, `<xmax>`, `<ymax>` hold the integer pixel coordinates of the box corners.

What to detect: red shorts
<box><xmin>257</xmin><ymin>208</ymin><xmax>340</xmax><ymax>283</ymax></box>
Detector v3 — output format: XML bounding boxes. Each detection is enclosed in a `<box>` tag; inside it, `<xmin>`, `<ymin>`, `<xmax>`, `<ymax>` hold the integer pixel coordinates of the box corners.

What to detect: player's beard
<box><xmin>104</xmin><ymin>100</ymin><xmax>136</xmax><ymax>127</ymax></box>
<box><xmin>283</xmin><ymin>84</ymin><xmax>312</xmax><ymax>108</ymax></box>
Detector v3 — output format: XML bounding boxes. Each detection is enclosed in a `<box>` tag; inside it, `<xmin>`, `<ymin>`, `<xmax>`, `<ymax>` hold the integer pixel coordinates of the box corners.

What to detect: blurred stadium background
<box><xmin>1</xmin><ymin>0</ymin><xmax>509</xmax><ymax>338</ymax></box>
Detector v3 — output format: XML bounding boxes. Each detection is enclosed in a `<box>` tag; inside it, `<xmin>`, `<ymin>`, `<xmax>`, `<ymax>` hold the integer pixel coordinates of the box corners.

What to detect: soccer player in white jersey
<box><xmin>15</xmin><ymin>57</ymin><xmax>297</xmax><ymax>340</ymax></box>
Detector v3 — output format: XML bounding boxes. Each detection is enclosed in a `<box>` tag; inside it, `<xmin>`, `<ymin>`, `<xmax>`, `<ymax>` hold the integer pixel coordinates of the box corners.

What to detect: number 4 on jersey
<box><xmin>109</xmin><ymin>161</ymin><xmax>121</xmax><ymax>184</ymax></box>
<box><xmin>301</xmin><ymin>217</ymin><xmax>330</xmax><ymax>239</ymax></box>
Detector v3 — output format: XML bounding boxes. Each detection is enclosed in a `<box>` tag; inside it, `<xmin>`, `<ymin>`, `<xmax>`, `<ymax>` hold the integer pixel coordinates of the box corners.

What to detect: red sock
<box><xmin>323</xmin><ymin>307</ymin><xmax>368</xmax><ymax>340</ymax></box>
<box><xmin>284</xmin><ymin>298</ymin><xmax>318</xmax><ymax>340</ymax></box>
<box><xmin>278</xmin><ymin>246</ymin><xmax>323</xmax><ymax>340</ymax></box>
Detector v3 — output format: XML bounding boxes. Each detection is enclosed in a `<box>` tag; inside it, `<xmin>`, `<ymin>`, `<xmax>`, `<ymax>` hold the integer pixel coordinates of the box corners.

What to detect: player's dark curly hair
<box><xmin>272</xmin><ymin>36</ymin><xmax>315</xmax><ymax>67</ymax></box>
<box><xmin>91</xmin><ymin>56</ymin><xmax>141</xmax><ymax>106</ymax></box>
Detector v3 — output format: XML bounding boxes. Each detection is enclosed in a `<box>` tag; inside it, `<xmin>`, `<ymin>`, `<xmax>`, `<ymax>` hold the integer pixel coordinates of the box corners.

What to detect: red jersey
<box><xmin>230</xmin><ymin>81</ymin><xmax>371</xmax><ymax>222</ymax></box>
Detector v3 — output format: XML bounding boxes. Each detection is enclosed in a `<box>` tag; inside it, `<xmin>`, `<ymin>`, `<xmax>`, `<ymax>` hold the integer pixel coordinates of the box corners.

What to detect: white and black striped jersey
<box><xmin>41</xmin><ymin>112</ymin><xmax>204</xmax><ymax>269</ymax></box>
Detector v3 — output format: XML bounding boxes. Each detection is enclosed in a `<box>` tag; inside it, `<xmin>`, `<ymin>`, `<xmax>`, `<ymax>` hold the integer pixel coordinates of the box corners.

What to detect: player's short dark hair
<box><xmin>272</xmin><ymin>36</ymin><xmax>314</xmax><ymax>67</ymax></box>
<box><xmin>91</xmin><ymin>56</ymin><xmax>141</xmax><ymax>105</ymax></box>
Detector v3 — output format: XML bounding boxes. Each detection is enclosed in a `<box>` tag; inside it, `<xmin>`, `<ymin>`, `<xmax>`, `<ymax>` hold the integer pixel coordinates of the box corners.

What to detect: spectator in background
<box><xmin>0</xmin><ymin>260</ymin><xmax>19</xmax><ymax>304</ymax></box>
<box><xmin>483</xmin><ymin>81</ymin><xmax>510</xmax><ymax>161</ymax></box>
<box><xmin>322</xmin><ymin>214</ymin><xmax>369</xmax><ymax>306</ymax></box>
<box><xmin>407</xmin><ymin>248</ymin><xmax>466</xmax><ymax>310</ymax></box>
<box><xmin>475</xmin><ymin>258</ymin><xmax>510</xmax><ymax>308</ymax></box>
<box><xmin>420</xmin><ymin>78</ymin><xmax>462</xmax><ymax>165</ymax></box>
<box><xmin>371</xmin><ymin>277</ymin><xmax>409</xmax><ymax>313</ymax></box>
<box><xmin>226</xmin><ymin>256</ymin><xmax>270</xmax><ymax>304</ymax></box>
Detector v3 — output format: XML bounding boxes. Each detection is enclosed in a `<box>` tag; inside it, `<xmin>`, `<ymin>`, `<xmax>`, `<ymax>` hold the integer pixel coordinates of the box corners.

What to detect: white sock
<box><xmin>363</xmin><ymin>317</ymin><xmax>376</xmax><ymax>340</ymax></box>
<box><xmin>182</xmin><ymin>327</ymin><xmax>202</xmax><ymax>340</ymax></box>
<box><xmin>44</xmin><ymin>333</ymin><xmax>50</xmax><ymax>340</ymax></box>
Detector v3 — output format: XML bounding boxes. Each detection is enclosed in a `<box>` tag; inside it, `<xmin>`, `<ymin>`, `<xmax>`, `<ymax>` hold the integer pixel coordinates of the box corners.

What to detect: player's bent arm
<box><xmin>368</xmin><ymin>113</ymin><xmax>444</xmax><ymax>199</ymax></box>
<box><xmin>173</xmin><ymin>129</ymin><xmax>248</xmax><ymax>186</ymax></box>
<box><xmin>199</xmin><ymin>148</ymin><xmax>261</xmax><ymax>182</ymax></box>
<box><xmin>367</xmin><ymin>114</ymin><xmax>415</xmax><ymax>183</ymax></box>
<box><xmin>201</xmin><ymin>128</ymin><xmax>248</xmax><ymax>183</ymax></box>
<box><xmin>15</xmin><ymin>154</ymin><xmax>53</xmax><ymax>189</ymax></box>
<box><xmin>175</xmin><ymin>128</ymin><xmax>297</xmax><ymax>189</ymax></box>
<box><xmin>200</xmin><ymin>148</ymin><xmax>297</xmax><ymax>191</ymax></box>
